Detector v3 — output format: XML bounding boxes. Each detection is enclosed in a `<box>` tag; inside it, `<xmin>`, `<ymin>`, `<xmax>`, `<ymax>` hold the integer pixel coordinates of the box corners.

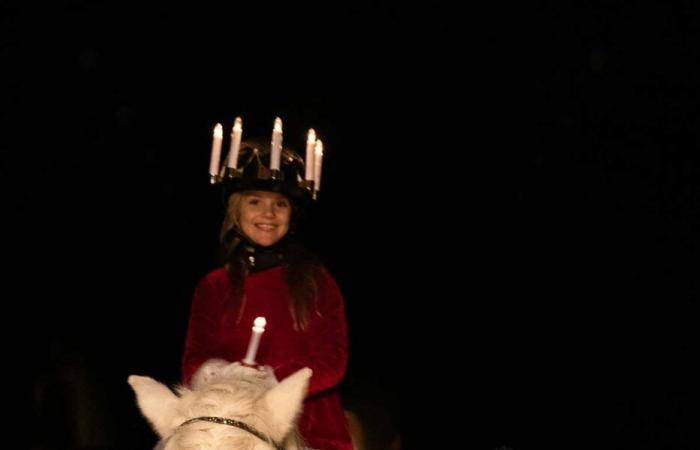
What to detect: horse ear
<box><xmin>260</xmin><ymin>368</ymin><xmax>312</xmax><ymax>439</ymax></box>
<box><xmin>128</xmin><ymin>375</ymin><xmax>181</xmax><ymax>438</ymax></box>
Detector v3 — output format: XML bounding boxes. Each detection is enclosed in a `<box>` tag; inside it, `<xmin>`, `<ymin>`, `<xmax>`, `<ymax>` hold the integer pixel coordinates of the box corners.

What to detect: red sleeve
<box><xmin>181</xmin><ymin>275</ymin><xmax>221</xmax><ymax>386</ymax></box>
<box><xmin>272</xmin><ymin>269</ymin><xmax>349</xmax><ymax>397</ymax></box>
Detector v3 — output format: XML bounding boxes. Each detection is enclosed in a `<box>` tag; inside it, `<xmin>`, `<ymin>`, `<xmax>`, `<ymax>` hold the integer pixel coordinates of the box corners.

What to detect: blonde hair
<box><xmin>220</xmin><ymin>192</ymin><xmax>244</xmax><ymax>244</ymax></box>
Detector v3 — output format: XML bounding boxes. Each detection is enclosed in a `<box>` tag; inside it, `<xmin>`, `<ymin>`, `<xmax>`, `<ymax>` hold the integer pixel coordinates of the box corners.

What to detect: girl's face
<box><xmin>238</xmin><ymin>191</ymin><xmax>291</xmax><ymax>247</ymax></box>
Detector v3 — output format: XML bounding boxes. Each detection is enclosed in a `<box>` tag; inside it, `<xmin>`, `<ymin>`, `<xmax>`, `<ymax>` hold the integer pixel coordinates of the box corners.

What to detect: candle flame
<box><xmin>307</xmin><ymin>128</ymin><xmax>316</xmax><ymax>143</ymax></box>
<box><xmin>274</xmin><ymin>117</ymin><xmax>282</xmax><ymax>131</ymax></box>
<box><xmin>314</xmin><ymin>139</ymin><xmax>323</xmax><ymax>156</ymax></box>
<box><xmin>233</xmin><ymin>117</ymin><xmax>242</xmax><ymax>131</ymax></box>
<box><xmin>254</xmin><ymin>317</ymin><xmax>267</xmax><ymax>328</ymax></box>
<box><xmin>213</xmin><ymin>123</ymin><xmax>223</xmax><ymax>138</ymax></box>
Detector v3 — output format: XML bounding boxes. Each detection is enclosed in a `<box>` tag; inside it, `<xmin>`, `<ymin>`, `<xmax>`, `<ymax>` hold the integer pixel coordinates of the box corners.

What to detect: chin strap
<box><xmin>226</xmin><ymin>229</ymin><xmax>286</xmax><ymax>272</ymax></box>
<box><xmin>242</xmin><ymin>245</ymin><xmax>284</xmax><ymax>272</ymax></box>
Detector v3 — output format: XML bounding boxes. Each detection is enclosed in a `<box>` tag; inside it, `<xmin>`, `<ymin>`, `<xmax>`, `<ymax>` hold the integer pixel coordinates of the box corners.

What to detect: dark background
<box><xmin>3</xmin><ymin>1</ymin><xmax>697</xmax><ymax>450</ymax></box>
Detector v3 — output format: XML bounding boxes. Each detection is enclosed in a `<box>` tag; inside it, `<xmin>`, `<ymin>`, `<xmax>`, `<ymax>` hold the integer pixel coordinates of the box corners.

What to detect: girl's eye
<box><xmin>276</xmin><ymin>201</ymin><xmax>290</xmax><ymax>208</ymax></box>
<box><xmin>247</xmin><ymin>199</ymin><xmax>260</xmax><ymax>205</ymax></box>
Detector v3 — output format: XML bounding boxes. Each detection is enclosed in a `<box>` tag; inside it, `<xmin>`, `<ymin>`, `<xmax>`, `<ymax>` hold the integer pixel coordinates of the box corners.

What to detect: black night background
<box><xmin>3</xmin><ymin>2</ymin><xmax>697</xmax><ymax>450</ymax></box>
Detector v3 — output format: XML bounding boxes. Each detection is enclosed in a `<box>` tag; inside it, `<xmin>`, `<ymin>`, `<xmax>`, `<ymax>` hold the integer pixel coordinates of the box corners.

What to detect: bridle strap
<box><xmin>178</xmin><ymin>416</ymin><xmax>284</xmax><ymax>450</ymax></box>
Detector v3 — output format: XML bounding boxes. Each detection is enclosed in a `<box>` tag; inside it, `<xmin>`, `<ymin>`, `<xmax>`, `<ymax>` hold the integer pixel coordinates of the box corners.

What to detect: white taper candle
<box><xmin>227</xmin><ymin>117</ymin><xmax>243</xmax><ymax>170</ymax></box>
<box><xmin>242</xmin><ymin>317</ymin><xmax>267</xmax><ymax>365</ymax></box>
<box><xmin>304</xmin><ymin>128</ymin><xmax>316</xmax><ymax>181</ymax></box>
<box><xmin>313</xmin><ymin>139</ymin><xmax>323</xmax><ymax>192</ymax></box>
<box><xmin>209</xmin><ymin>123</ymin><xmax>223</xmax><ymax>181</ymax></box>
<box><xmin>270</xmin><ymin>117</ymin><xmax>283</xmax><ymax>171</ymax></box>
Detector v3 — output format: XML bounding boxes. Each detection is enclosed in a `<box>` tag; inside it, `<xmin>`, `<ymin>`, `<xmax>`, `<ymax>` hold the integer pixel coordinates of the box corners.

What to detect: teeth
<box><xmin>256</xmin><ymin>224</ymin><xmax>276</xmax><ymax>231</ymax></box>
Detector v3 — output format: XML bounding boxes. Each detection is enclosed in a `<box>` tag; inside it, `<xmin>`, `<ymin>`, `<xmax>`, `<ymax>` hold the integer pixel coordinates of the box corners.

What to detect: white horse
<box><xmin>128</xmin><ymin>359</ymin><xmax>311</xmax><ymax>450</ymax></box>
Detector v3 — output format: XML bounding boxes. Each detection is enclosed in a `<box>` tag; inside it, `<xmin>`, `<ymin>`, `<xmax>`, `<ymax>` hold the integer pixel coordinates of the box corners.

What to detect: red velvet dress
<box><xmin>182</xmin><ymin>266</ymin><xmax>352</xmax><ymax>450</ymax></box>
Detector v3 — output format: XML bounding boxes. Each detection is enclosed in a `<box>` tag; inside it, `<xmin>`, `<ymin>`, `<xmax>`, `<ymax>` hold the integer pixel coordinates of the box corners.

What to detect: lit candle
<box><xmin>313</xmin><ymin>139</ymin><xmax>323</xmax><ymax>192</ymax></box>
<box><xmin>304</xmin><ymin>128</ymin><xmax>316</xmax><ymax>181</ymax></box>
<box><xmin>209</xmin><ymin>123</ymin><xmax>223</xmax><ymax>182</ymax></box>
<box><xmin>242</xmin><ymin>316</ymin><xmax>267</xmax><ymax>365</ymax></box>
<box><xmin>227</xmin><ymin>117</ymin><xmax>243</xmax><ymax>170</ymax></box>
<box><xmin>270</xmin><ymin>117</ymin><xmax>283</xmax><ymax>171</ymax></box>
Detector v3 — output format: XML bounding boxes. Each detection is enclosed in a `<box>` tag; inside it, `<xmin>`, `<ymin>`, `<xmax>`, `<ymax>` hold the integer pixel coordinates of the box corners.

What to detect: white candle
<box><xmin>242</xmin><ymin>316</ymin><xmax>267</xmax><ymax>365</ymax></box>
<box><xmin>304</xmin><ymin>128</ymin><xmax>316</xmax><ymax>181</ymax></box>
<box><xmin>227</xmin><ymin>117</ymin><xmax>243</xmax><ymax>170</ymax></box>
<box><xmin>270</xmin><ymin>117</ymin><xmax>283</xmax><ymax>171</ymax></box>
<box><xmin>209</xmin><ymin>123</ymin><xmax>223</xmax><ymax>181</ymax></box>
<box><xmin>313</xmin><ymin>139</ymin><xmax>323</xmax><ymax>192</ymax></box>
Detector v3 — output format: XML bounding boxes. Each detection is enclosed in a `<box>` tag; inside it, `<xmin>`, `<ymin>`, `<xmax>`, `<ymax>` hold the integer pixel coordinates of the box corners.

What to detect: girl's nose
<box><xmin>261</xmin><ymin>202</ymin><xmax>275</xmax><ymax>216</ymax></box>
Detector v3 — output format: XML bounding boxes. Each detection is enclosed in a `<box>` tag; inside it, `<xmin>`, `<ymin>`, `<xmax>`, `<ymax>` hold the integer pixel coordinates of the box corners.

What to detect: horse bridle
<box><xmin>178</xmin><ymin>416</ymin><xmax>285</xmax><ymax>450</ymax></box>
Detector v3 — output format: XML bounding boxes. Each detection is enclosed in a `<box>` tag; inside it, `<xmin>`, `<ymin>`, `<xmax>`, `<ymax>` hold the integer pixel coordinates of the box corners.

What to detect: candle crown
<box><xmin>209</xmin><ymin>117</ymin><xmax>326</xmax><ymax>204</ymax></box>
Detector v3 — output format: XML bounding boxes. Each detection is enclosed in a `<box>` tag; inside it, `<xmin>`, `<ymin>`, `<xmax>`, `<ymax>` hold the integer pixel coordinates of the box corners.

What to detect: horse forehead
<box><xmin>166</xmin><ymin>426</ymin><xmax>259</xmax><ymax>450</ymax></box>
<box><xmin>188</xmin><ymin>382</ymin><xmax>267</xmax><ymax>415</ymax></box>
<box><xmin>200</xmin><ymin>380</ymin><xmax>266</xmax><ymax>398</ymax></box>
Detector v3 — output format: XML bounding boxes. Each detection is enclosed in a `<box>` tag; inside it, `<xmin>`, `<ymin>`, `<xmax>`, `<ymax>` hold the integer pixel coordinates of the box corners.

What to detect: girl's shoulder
<box><xmin>314</xmin><ymin>264</ymin><xmax>341</xmax><ymax>291</ymax></box>
<box><xmin>198</xmin><ymin>266</ymin><xmax>230</xmax><ymax>287</ymax></box>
